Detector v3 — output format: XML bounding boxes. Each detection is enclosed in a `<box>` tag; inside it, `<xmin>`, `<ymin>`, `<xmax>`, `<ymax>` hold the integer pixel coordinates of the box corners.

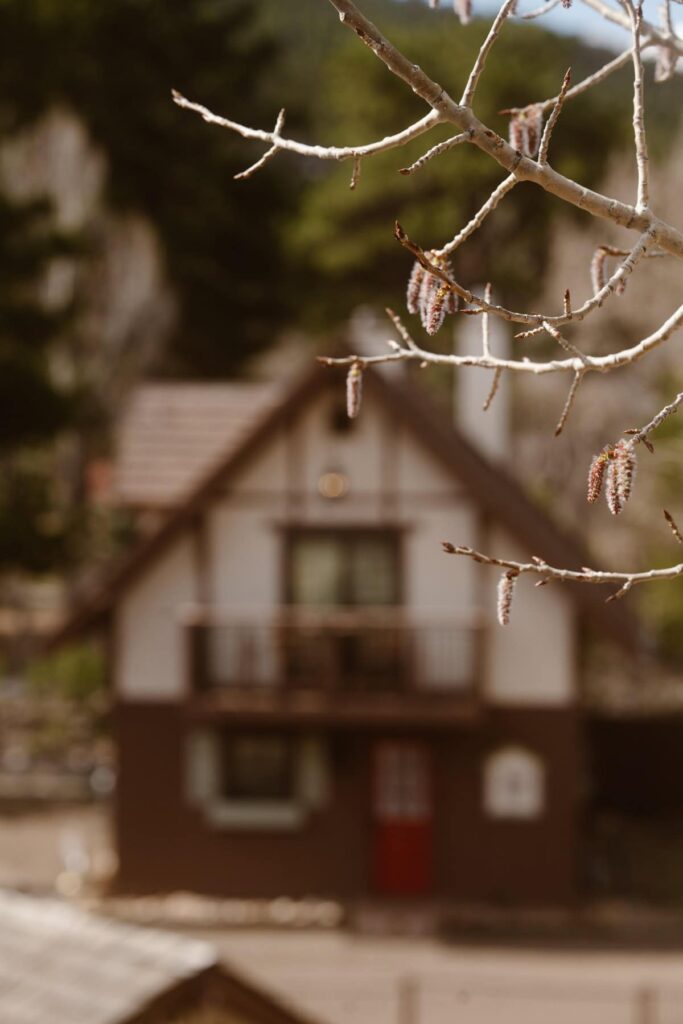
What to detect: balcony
<box><xmin>184</xmin><ymin>608</ymin><xmax>483</xmax><ymax>726</ymax></box>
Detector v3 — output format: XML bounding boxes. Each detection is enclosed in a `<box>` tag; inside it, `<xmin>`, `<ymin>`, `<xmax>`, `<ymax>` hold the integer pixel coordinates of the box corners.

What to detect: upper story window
<box><xmin>286</xmin><ymin>531</ymin><xmax>401</xmax><ymax>607</ymax></box>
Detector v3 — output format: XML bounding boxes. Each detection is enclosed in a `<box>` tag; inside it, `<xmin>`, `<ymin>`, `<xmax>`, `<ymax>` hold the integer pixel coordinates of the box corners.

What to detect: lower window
<box><xmin>185</xmin><ymin>730</ymin><xmax>329</xmax><ymax>831</ymax></box>
<box><xmin>222</xmin><ymin>734</ymin><xmax>294</xmax><ymax>802</ymax></box>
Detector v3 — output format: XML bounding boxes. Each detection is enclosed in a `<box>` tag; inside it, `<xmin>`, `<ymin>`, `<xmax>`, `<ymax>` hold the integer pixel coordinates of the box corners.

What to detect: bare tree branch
<box><xmin>172</xmin><ymin>89</ymin><xmax>443</xmax><ymax>166</ymax></box>
<box><xmin>442</xmin><ymin>543</ymin><xmax>683</xmax><ymax>595</ymax></box>
<box><xmin>318</xmin><ymin>303</ymin><xmax>683</xmax><ymax>379</ymax></box>
<box><xmin>176</xmin><ymin>3</ymin><xmax>683</xmax><ymax>259</ymax></box>
<box><xmin>180</xmin><ymin>0</ymin><xmax>683</xmax><ymax>620</ymax></box>
<box><xmin>624</xmin><ymin>0</ymin><xmax>651</xmax><ymax>210</ymax></box>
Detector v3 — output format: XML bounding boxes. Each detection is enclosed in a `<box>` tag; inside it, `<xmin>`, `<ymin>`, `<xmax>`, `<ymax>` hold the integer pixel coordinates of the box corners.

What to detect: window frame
<box><xmin>185</xmin><ymin>730</ymin><xmax>330</xmax><ymax>832</ymax></box>
<box><xmin>221</xmin><ymin>733</ymin><xmax>296</xmax><ymax>803</ymax></box>
<box><xmin>282</xmin><ymin>526</ymin><xmax>405</xmax><ymax>608</ymax></box>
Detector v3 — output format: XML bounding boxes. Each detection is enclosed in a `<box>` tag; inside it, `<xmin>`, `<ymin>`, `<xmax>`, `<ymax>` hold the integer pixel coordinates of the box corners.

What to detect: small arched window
<box><xmin>483</xmin><ymin>746</ymin><xmax>545</xmax><ymax>821</ymax></box>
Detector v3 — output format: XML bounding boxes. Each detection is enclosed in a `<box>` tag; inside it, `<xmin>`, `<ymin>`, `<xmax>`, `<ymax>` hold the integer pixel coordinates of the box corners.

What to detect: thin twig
<box><xmin>385</xmin><ymin>307</ymin><xmax>420</xmax><ymax>352</ymax></box>
<box><xmin>625</xmin><ymin>391</ymin><xmax>683</xmax><ymax>446</ymax></box>
<box><xmin>460</xmin><ymin>0</ymin><xmax>518</xmax><ymax>108</ymax></box>
<box><xmin>624</xmin><ymin>0</ymin><xmax>650</xmax><ymax>210</ymax></box>
<box><xmin>522</xmin><ymin>0</ymin><xmax>563</xmax><ymax>19</ymax></box>
<box><xmin>482</xmin><ymin>282</ymin><xmax>493</xmax><ymax>357</ymax></box>
<box><xmin>664</xmin><ymin>509</ymin><xmax>683</xmax><ymax>544</ymax></box>
<box><xmin>399</xmin><ymin>131</ymin><xmax>472</xmax><ymax>175</ymax></box>
<box><xmin>234</xmin><ymin>108</ymin><xmax>286</xmax><ymax>181</ymax></box>
<box><xmin>538</xmin><ymin>67</ymin><xmax>571</xmax><ymax>164</ymax></box>
<box><xmin>349</xmin><ymin>155</ymin><xmax>362</xmax><ymax>190</ymax></box>
<box><xmin>483</xmin><ymin>367</ymin><xmax>503</xmax><ymax>411</ymax></box>
<box><xmin>554</xmin><ymin>370</ymin><xmax>584</xmax><ymax>436</ymax></box>
<box><xmin>439</xmin><ymin>175</ymin><xmax>517</xmax><ymax>257</ymax></box>
<box><xmin>542</xmin><ymin>320</ymin><xmax>589</xmax><ymax>365</ymax></box>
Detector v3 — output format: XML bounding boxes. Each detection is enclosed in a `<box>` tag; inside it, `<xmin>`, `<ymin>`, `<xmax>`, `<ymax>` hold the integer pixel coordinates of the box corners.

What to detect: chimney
<box><xmin>454</xmin><ymin>298</ymin><xmax>510</xmax><ymax>462</ymax></box>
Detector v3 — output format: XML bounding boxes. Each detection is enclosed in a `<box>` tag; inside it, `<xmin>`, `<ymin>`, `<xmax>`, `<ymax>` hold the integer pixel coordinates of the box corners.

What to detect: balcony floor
<box><xmin>187</xmin><ymin>687</ymin><xmax>481</xmax><ymax>728</ymax></box>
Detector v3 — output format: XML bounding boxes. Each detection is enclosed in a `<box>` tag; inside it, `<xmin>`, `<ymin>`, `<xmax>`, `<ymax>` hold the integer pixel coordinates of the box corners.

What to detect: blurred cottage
<box><xmin>53</xmin><ymin>352</ymin><xmax>637</xmax><ymax>906</ymax></box>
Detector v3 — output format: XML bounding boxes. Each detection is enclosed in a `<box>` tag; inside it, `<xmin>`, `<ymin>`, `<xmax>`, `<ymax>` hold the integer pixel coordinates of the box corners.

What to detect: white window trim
<box><xmin>204</xmin><ymin>798</ymin><xmax>306</xmax><ymax>831</ymax></box>
<box><xmin>185</xmin><ymin>730</ymin><xmax>329</xmax><ymax>832</ymax></box>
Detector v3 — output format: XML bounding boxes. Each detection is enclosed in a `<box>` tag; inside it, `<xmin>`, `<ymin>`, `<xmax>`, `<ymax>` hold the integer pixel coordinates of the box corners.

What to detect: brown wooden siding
<box><xmin>114</xmin><ymin>702</ymin><xmax>579</xmax><ymax>905</ymax></box>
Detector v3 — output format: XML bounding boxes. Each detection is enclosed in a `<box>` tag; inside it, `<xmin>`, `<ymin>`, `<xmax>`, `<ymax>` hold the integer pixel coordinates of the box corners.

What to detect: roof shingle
<box><xmin>0</xmin><ymin>888</ymin><xmax>216</xmax><ymax>1024</ymax></box>
<box><xmin>114</xmin><ymin>383</ymin><xmax>283</xmax><ymax>509</ymax></box>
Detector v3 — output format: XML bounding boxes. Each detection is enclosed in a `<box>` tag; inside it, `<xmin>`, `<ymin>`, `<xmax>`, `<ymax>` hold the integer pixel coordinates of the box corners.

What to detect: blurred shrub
<box><xmin>27</xmin><ymin>641</ymin><xmax>105</xmax><ymax>704</ymax></box>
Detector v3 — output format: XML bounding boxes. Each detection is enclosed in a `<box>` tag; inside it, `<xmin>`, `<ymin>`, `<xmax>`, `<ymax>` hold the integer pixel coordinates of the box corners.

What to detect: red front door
<box><xmin>371</xmin><ymin>741</ymin><xmax>433</xmax><ymax>896</ymax></box>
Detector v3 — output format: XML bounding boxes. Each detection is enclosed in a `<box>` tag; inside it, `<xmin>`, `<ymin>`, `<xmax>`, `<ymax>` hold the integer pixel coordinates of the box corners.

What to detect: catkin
<box><xmin>406</xmin><ymin>261</ymin><xmax>425</xmax><ymax>315</ymax></box>
<box><xmin>454</xmin><ymin>0</ymin><xmax>472</xmax><ymax>24</ymax></box>
<box><xmin>425</xmin><ymin>285</ymin><xmax>448</xmax><ymax>336</ymax></box>
<box><xmin>614</xmin><ymin>441</ymin><xmax>637</xmax><ymax>505</ymax></box>
<box><xmin>655</xmin><ymin>47</ymin><xmax>677</xmax><ymax>84</ymax></box>
<box><xmin>407</xmin><ymin>251</ymin><xmax>458</xmax><ymax>335</ymax></box>
<box><xmin>346</xmin><ymin>362</ymin><xmax>363</xmax><ymax>419</ymax></box>
<box><xmin>524</xmin><ymin>106</ymin><xmax>543</xmax><ymax>158</ymax></box>
<box><xmin>605</xmin><ymin>460</ymin><xmax>623</xmax><ymax>516</ymax></box>
<box><xmin>587</xmin><ymin>453</ymin><xmax>607</xmax><ymax>504</ymax></box>
<box><xmin>497</xmin><ymin>571</ymin><xmax>518</xmax><ymax>626</ymax></box>
<box><xmin>509</xmin><ymin>107</ymin><xmax>543</xmax><ymax>158</ymax></box>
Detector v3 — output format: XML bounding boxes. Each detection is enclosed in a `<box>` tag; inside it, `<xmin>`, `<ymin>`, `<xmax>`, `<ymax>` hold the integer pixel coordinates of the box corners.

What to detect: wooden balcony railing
<box><xmin>186</xmin><ymin>609</ymin><xmax>481</xmax><ymax>697</ymax></box>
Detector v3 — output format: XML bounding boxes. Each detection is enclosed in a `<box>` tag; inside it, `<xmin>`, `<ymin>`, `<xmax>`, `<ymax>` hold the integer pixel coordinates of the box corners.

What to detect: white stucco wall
<box><xmin>405</xmin><ymin>505</ymin><xmax>479</xmax><ymax>617</ymax></box>
<box><xmin>484</xmin><ymin>528</ymin><xmax>576</xmax><ymax>706</ymax></box>
<box><xmin>298</xmin><ymin>394</ymin><xmax>387</xmax><ymax>497</ymax></box>
<box><xmin>208</xmin><ymin>504</ymin><xmax>282</xmax><ymax>609</ymax></box>
<box><xmin>116</xmin><ymin>538</ymin><xmax>197</xmax><ymax>701</ymax></box>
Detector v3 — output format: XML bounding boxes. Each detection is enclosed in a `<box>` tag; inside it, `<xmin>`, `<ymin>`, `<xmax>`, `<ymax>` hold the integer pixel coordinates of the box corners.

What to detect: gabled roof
<box><xmin>52</xmin><ymin>359</ymin><xmax>639</xmax><ymax>651</ymax></box>
<box><xmin>0</xmin><ymin>887</ymin><xmax>215</xmax><ymax>1024</ymax></box>
<box><xmin>0</xmin><ymin>887</ymin><xmax>317</xmax><ymax>1024</ymax></box>
<box><xmin>114</xmin><ymin>382</ymin><xmax>283</xmax><ymax>509</ymax></box>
